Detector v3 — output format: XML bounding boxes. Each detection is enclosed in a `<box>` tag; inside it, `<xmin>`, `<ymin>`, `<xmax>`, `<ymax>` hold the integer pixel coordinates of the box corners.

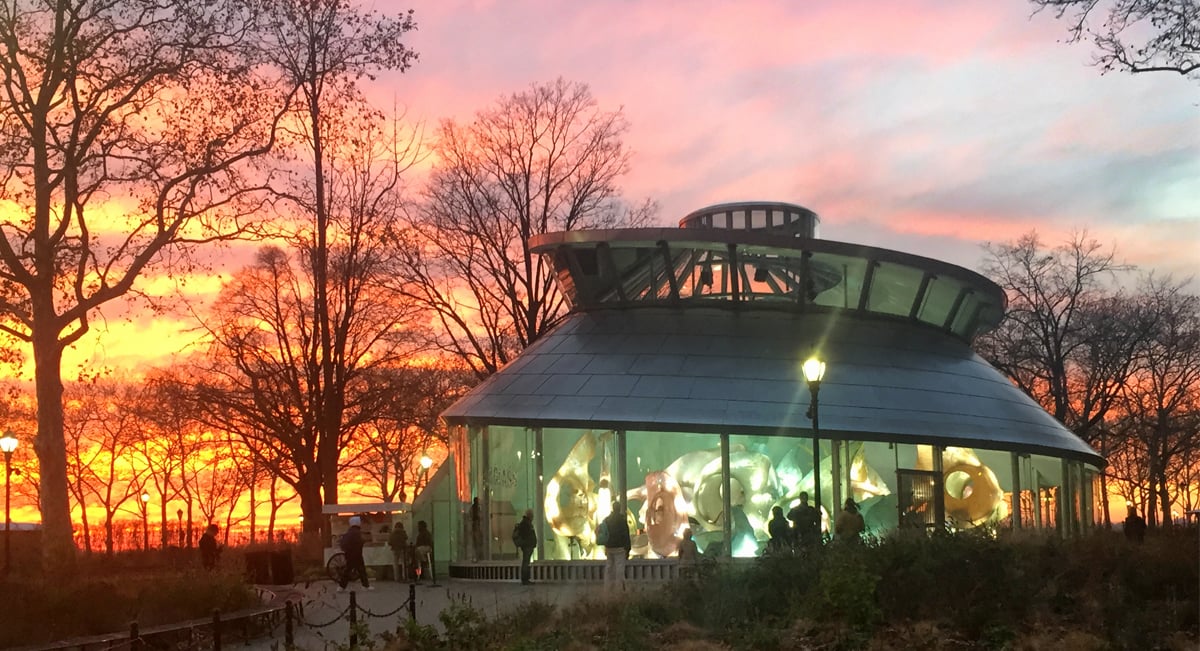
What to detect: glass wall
<box><xmin>941</xmin><ymin>447</ymin><xmax>1014</xmax><ymax>531</ymax></box>
<box><xmin>455</xmin><ymin>428</ymin><xmax>1095</xmax><ymax>565</ymax></box>
<box><xmin>483</xmin><ymin>425</ymin><xmax>536</xmax><ymax>561</ymax></box>
<box><xmin>541</xmin><ymin>427</ymin><xmax>620</xmax><ymax>561</ymax></box>
<box><xmin>626</xmin><ymin>431</ymin><xmax>722</xmax><ymax>559</ymax></box>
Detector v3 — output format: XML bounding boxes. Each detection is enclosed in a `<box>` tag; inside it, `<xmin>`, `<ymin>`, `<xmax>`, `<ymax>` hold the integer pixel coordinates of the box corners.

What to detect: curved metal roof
<box><xmin>530</xmin><ymin>227</ymin><xmax>1007</xmax><ymax>342</ymax></box>
<box><xmin>442</xmin><ymin>307</ymin><xmax>1102</xmax><ymax>467</ymax></box>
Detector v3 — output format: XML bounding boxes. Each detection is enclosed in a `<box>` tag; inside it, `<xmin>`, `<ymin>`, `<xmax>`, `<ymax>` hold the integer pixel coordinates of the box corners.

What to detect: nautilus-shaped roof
<box><xmin>442</xmin><ymin>201</ymin><xmax>1102</xmax><ymax>467</ymax></box>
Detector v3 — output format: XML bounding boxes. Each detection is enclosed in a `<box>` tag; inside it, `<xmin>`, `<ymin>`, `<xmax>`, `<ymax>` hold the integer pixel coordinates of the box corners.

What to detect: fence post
<box><xmin>408</xmin><ymin>583</ymin><xmax>416</xmax><ymax>621</ymax></box>
<box><xmin>348</xmin><ymin>591</ymin><xmax>358</xmax><ymax>649</ymax></box>
<box><xmin>129</xmin><ymin>622</ymin><xmax>141</xmax><ymax>651</ymax></box>
<box><xmin>212</xmin><ymin>609</ymin><xmax>222</xmax><ymax>651</ymax></box>
<box><xmin>285</xmin><ymin>601</ymin><xmax>294</xmax><ymax>648</ymax></box>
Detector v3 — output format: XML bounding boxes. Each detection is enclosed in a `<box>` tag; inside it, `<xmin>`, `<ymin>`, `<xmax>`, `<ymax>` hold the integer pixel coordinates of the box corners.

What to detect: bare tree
<box><xmin>342</xmin><ymin>363</ymin><xmax>472</xmax><ymax>501</ymax></box>
<box><xmin>401</xmin><ymin>78</ymin><xmax>656</xmax><ymax>379</ymax></box>
<box><xmin>976</xmin><ymin>231</ymin><xmax>1142</xmax><ymax>524</ymax></box>
<box><xmin>62</xmin><ymin>376</ymin><xmax>149</xmax><ymax>555</ymax></box>
<box><xmin>1032</xmin><ymin>1</ymin><xmax>1200</xmax><ymax>79</ymax></box>
<box><xmin>1119</xmin><ymin>275</ymin><xmax>1200</xmax><ymax>526</ymax></box>
<box><xmin>192</xmin><ymin>227</ymin><xmax>426</xmax><ymax>540</ymax></box>
<box><xmin>976</xmin><ymin>232</ymin><xmax>1142</xmax><ymax>436</ymax></box>
<box><xmin>252</xmin><ymin>0</ymin><xmax>418</xmax><ymax>542</ymax></box>
<box><xmin>0</xmin><ymin>0</ymin><xmax>295</xmax><ymax>569</ymax></box>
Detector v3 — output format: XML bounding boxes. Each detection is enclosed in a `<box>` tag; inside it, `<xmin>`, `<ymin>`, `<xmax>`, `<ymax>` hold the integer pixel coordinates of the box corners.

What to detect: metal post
<box><xmin>3</xmin><ymin>450</ymin><xmax>11</xmax><ymax>576</ymax></box>
<box><xmin>408</xmin><ymin>583</ymin><xmax>416</xmax><ymax>621</ymax></box>
<box><xmin>285</xmin><ymin>601</ymin><xmax>294</xmax><ymax>647</ymax></box>
<box><xmin>348</xmin><ymin>591</ymin><xmax>358</xmax><ymax>648</ymax></box>
<box><xmin>212</xmin><ymin>609</ymin><xmax>221</xmax><ymax>651</ymax></box>
<box><xmin>809</xmin><ymin>383</ymin><xmax>822</xmax><ymax>535</ymax></box>
<box><xmin>129</xmin><ymin>621</ymin><xmax>141</xmax><ymax>651</ymax></box>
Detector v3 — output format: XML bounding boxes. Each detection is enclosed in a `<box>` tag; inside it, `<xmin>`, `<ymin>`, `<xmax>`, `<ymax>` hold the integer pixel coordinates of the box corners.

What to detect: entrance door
<box><xmin>897</xmin><ymin>469</ymin><xmax>942</xmax><ymax>531</ymax></box>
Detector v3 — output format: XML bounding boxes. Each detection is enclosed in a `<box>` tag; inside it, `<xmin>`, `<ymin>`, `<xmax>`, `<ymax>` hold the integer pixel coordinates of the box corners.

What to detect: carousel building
<box><xmin>428</xmin><ymin>201</ymin><xmax>1103</xmax><ymax>576</ymax></box>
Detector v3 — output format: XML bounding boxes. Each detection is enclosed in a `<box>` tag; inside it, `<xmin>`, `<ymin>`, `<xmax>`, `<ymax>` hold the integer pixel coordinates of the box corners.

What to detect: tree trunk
<box><xmin>31</xmin><ymin>319</ymin><xmax>75</xmax><ymax>574</ymax></box>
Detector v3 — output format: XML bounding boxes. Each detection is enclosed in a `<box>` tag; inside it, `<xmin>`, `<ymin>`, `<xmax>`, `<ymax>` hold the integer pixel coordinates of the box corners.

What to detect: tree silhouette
<box><xmin>0</xmin><ymin>0</ymin><xmax>294</xmax><ymax>570</ymax></box>
<box><xmin>253</xmin><ymin>0</ymin><xmax>418</xmax><ymax>544</ymax></box>
<box><xmin>401</xmin><ymin>78</ymin><xmax>655</xmax><ymax>379</ymax></box>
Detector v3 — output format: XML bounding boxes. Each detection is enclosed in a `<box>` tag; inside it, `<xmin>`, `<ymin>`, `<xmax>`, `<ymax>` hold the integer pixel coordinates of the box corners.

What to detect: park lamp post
<box><xmin>803</xmin><ymin>356</ymin><xmax>826</xmax><ymax>533</ymax></box>
<box><xmin>1</xmin><ymin>431</ymin><xmax>17</xmax><ymax>576</ymax></box>
<box><xmin>418</xmin><ymin>453</ymin><xmax>438</xmax><ymax>586</ymax></box>
<box><xmin>140</xmin><ymin>491</ymin><xmax>150</xmax><ymax>551</ymax></box>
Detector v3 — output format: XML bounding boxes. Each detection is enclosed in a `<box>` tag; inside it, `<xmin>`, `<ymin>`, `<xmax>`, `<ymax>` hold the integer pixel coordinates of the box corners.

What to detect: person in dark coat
<box><xmin>469</xmin><ymin>497</ymin><xmax>483</xmax><ymax>561</ymax></box>
<box><xmin>1124</xmin><ymin>507</ymin><xmax>1147</xmax><ymax>543</ymax></box>
<box><xmin>514</xmin><ymin>508</ymin><xmax>538</xmax><ymax>585</ymax></box>
<box><xmin>414</xmin><ymin>520</ymin><xmax>434</xmax><ymax>582</ymax></box>
<box><xmin>199</xmin><ymin>524</ymin><xmax>221</xmax><ymax>570</ymax></box>
<box><xmin>767</xmin><ymin>506</ymin><xmax>791</xmax><ymax>554</ymax></box>
<box><xmin>388</xmin><ymin>522</ymin><xmax>409</xmax><ymax>581</ymax></box>
<box><xmin>787</xmin><ymin>491</ymin><xmax>820</xmax><ymax>548</ymax></box>
<box><xmin>601</xmin><ymin>502</ymin><xmax>632</xmax><ymax>594</ymax></box>
<box><xmin>338</xmin><ymin>516</ymin><xmax>371</xmax><ymax>591</ymax></box>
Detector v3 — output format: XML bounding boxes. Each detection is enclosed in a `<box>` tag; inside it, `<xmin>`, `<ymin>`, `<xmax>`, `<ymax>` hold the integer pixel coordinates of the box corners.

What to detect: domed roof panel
<box><xmin>442</xmin><ymin>308</ymin><xmax>1102</xmax><ymax>466</ymax></box>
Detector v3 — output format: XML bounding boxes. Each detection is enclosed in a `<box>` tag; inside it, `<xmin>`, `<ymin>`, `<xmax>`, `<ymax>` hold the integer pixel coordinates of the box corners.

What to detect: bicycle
<box><xmin>326</xmin><ymin>551</ymin><xmax>347</xmax><ymax>583</ymax></box>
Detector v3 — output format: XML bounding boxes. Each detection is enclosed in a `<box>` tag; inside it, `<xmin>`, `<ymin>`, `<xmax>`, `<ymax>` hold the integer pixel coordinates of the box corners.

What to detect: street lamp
<box><xmin>140</xmin><ymin>491</ymin><xmax>150</xmax><ymax>551</ymax></box>
<box><xmin>418</xmin><ymin>453</ymin><xmax>439</xmax><ymax>586</ymax></box>
<box><xmin>1</xmin><ymin>431</ymin><xmax>17</xmax><ymax>576</ymax></box>
<box><xmin>803</xmin><ymin>356</ymin><xmax>826</xmax><ymax>534</ymax></box>
<box><xmin>176</xmin><ymin>508</ymin><xmax>184</xmax><ymax>547</ymax></box>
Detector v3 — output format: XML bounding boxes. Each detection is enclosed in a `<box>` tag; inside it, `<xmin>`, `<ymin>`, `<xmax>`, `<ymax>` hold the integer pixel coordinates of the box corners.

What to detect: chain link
<box><xmin>358</xmin><ymin>595</ymin><xmax>412</xmax><ymax>619</ymax></box>
<box><xmin>297</xmin><ymin>604</ymin><xmax>352</xmax><ymax>629</ymax></box>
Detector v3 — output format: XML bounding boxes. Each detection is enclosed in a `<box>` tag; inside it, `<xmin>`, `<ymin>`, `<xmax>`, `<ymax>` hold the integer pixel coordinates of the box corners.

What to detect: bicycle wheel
<box><xmin>326</xmin><ymin>552</ymin><xmax>347</xmax><ymax>582</ymax></box>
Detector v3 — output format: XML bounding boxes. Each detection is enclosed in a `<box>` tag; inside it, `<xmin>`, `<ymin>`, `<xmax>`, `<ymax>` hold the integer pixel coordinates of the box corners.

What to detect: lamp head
<box><xmin>141</xmin><ymin>492</ymin><xmax>150</xmax><ymax>503</ymax></box>
<box><xmin>0</xmin><ymin>431</ymin><xmax>17</xmax><ymax>454</ymax></box>
<box><xmin>802</xmin><ymin>356</ymin><xmax>826</xmax><ymax>386</ymax></box>
<box><xmin>419</xmin><ymin>454</ymin><xmax>433</xmax><ymax>470</ymax></box>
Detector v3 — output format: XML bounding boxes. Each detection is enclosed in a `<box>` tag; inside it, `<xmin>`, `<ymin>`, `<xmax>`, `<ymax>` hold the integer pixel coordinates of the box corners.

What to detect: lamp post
<box><xmin>418</xmin><ymin>453</ymin><xmax>438</xmax><ymax>586</ymax></box>
<box><xmin>1</xmin><ymin>431</ymin><xmax>17</xmax><ymax>576</ymax></box>
<box><xmin>176</xmin><ymin>508</ymin><xmax>184</xmax><ymax>547</ymax></box>
<box><xmin>140</xmin><ymin>491</ymin><xmax>150</xmax><ymax>551</ymax></box>
<box><xmin>802</xmin><ymin>356</ymin><xmax>826</xmax><ymax>535</ymax></box>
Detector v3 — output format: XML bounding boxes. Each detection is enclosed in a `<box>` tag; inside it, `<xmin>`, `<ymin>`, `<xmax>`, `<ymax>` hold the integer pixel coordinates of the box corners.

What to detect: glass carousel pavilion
<box><xmin>436</xmin><ymin>201</ymin><xmax>1103</xmax><ymax>572</ymax></box>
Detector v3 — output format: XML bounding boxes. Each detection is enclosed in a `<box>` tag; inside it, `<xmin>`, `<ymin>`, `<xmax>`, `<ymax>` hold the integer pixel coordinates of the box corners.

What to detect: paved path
<box><xmin>247</xmin><ymin>578</ymin><xmax>608</xmax><ymax>650</ymax></box>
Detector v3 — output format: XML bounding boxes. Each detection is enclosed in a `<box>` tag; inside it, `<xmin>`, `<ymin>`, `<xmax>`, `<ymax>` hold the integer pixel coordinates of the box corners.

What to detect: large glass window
<box><xmin>625</xmin><ymin>431</ymin><xmax>722</xmax><ymax>559</ymax></box>
<box><xmin>484</xmin><ymin>425</ymin><xmax>536</xmax><ymax>560</ymax></box>
<box><xmin>540</xmin><ymin>427</ymin><xmax>620</xmax><ymax>560</ymax></box>
<box><xmin>941</xmin><ymin>447</ymin><xmax>1014</xmax><ymax>531</ymax></box>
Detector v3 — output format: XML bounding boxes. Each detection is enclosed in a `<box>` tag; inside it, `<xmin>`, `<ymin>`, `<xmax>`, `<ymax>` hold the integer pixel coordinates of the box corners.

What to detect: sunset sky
<box><xmin>69</xmin><ymin>0</ymin><xmax>1199</xmax><ymax>373</ymax></box>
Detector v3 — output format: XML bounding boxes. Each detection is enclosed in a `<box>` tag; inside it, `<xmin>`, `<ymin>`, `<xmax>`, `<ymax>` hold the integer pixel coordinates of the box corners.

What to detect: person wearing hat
<box><xmin>834</xmin><ymin>498</ymin><xmax>865</xmax><ymax>543</ymax></box>
<box><xmin>338</xmin><ymin>516</ymin><xmax>373</xmax><ymax>591</ymax></box>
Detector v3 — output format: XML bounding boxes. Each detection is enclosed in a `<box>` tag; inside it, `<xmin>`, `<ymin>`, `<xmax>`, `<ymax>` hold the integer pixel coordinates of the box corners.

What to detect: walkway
<box><xmin>248</xmin><ymin>577</ymin><xmax>609</xmax><ymax>650</ymax></box>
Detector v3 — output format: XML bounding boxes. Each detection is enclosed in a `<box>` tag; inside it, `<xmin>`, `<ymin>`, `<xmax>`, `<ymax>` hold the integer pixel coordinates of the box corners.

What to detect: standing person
<box><xmin>767</xmin><ymin>505</ymin><xmax>791</xmax><ymax>554</ymax></box>
<box><xmin>513</xmin><ymin>508</ymin><xmax>538</xmax><ymax>585</ymax></box>
<box><xmin>834</xmin><ymin>498</ymin><xmax>865</xmax><ymax>543</ymax></box>
<box><xmin>338</xmin><ymin>516</ymin><xmax>372</xmax><ymax>591</ymax></box>
<box><xmin>1124</xmin><ymin>506</ymin><xmax>1147</xmax><ymax>544</ymax></box>
<box><xmin>469</xmin><ymin>497</ymin><xmax>483</xmax><ymax>561</ymax></box>
<box><xmin>414</xmin><ymin>520</ymin><xmax>434</xmax><ymax>582</ymax></box>
<box><xmin>787</xmin><ymin>491</ymin><xmax>820</xmax><ymax>548</ymax></box>
<box><xmin>676</xmin><ymin>527</ymin><xmax>699</xmax><ymax>579</ymax></box>
<box><xmin>199</xmin><ymin>524</ymin><xmax>221</xmax><ymax>570</ymax></box>
<box><xmin>600</xmin><ymin>502</ymin><xmax>632</xmax><ymax>595</ymax></box>
<box><xmin>388</xmin><ymin>522</ymin><xmax>409</xmax><ymax>581</ymax></box>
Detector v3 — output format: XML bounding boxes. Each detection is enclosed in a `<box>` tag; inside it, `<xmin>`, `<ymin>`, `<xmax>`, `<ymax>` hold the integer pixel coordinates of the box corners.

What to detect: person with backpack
<box><xmin>513</xmin><ymin>508</ymin><xmax>538</xmax><ymax>585</ymax></box>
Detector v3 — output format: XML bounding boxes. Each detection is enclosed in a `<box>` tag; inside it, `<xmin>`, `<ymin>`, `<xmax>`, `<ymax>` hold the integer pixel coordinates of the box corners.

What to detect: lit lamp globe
<box><xmin>419</xmin><ymin>454</ymin><xmax>433</xmax><ymax>470</ymax></box>
<box><xmin>802</xmin><ymin>356</ymin><xmax>826</xmax><ymax>386</ymax></box>
<box><xmin>0</xmin><ymin>432</ymin><xmax>16</xmax><ymax>455</ymax></box>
